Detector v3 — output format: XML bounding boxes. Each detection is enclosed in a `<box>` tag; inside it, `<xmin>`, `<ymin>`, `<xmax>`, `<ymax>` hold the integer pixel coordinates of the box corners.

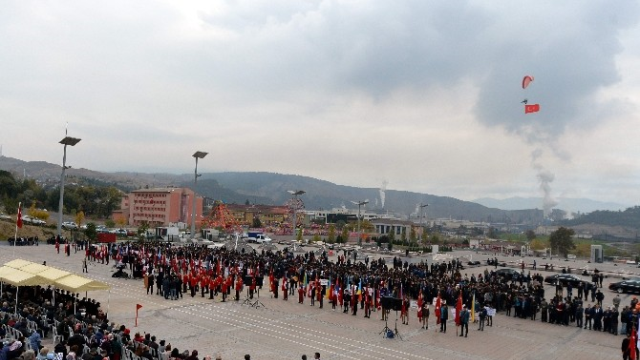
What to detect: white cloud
<box><xmin>1</xmin><ymin>0</ymin><xmax>639</xmax><ymax>207</ymax></box>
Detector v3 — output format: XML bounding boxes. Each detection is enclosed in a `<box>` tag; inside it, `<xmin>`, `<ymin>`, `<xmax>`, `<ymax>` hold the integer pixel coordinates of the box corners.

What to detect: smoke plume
<box><xmin>379</xmin><ymin>180</ymin><xmax>388</xmax><ymax>209</ymax></box>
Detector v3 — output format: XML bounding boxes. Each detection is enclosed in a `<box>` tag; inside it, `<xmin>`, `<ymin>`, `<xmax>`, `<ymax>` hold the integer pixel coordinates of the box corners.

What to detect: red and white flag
<box><xmin>16</xmin><ymin>202</ymin><xmax>23</xmax><ymax>229</ymax></box>
<box><xmin>524</xmin><ymin>104</ymin><xmax>540</xmax><ymax>114</ymax></box>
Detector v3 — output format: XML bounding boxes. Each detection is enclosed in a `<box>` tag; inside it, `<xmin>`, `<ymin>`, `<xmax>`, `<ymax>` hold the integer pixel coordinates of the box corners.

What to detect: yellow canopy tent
<box><xmin>3</xmin><ymin>259</ymin><xmax>34</xmax><ymax>270</ymax></box>
<box><xmin>54</xmin><ymin>274</ymin><xmax>111</xmax><ymax>315</ymax></box>
<box><xmin>54</xmin><ymin>274</ymin><xmax>110</xmax><ymax>292</ymax></box>
<box><xmin>2</xmin><ymin>259</ymin><xmax>111</xmax><ymax>314</ymax></box>
<box><xmin>0</xmin><ymin>266</ymin><xmax>48</xmax><ymax>313</ymax></box>
<box><xmin>18</xmin><ymin>263</ymin><xmax>49</xmax><ymax>275</ymax></box>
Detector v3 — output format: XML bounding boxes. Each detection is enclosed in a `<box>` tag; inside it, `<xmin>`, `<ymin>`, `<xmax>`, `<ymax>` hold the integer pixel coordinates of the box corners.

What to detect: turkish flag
<box><xmin>16</xmin><ymin>203</ymin><xmax>23</xmax><ymax>229</ymax></box>
<box><xmin>435</xmin><ymin>296</ymin><xmax>442</xmax><ymax>325</ymax></box>
<box><xmin>525</xmin><ymin>104</ymin><xmax>540</xmax><ymax>114</ymax></box>
<box><xmin>455</xmin><ymin>293</ymin><xmax>462</xmax><ymax>326</ymax></box>
<box><xmin>136</xmin><ymin>304</ymin><xmax>143</xmax><ymax>310</ymax></box>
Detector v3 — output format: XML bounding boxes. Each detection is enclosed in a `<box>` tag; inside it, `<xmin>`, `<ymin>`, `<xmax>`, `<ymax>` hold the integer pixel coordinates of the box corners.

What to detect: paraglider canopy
<box><xmin>522</xmin><ymin>75</ymin><xmax>534</xmax><ymax>89</ymax></box>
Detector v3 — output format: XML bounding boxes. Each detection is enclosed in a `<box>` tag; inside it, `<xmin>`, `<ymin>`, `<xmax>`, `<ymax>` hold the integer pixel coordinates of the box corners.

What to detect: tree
<box><xmin>105</xmin><ymin>219</ymin><xmax>115</xmax><ymax>228</ymax></box>
<box><xmin>75</xmin><ymin>211</ymin><xmax>85</xmax><ymax>228</ymax></box>
<box><xmin>252</xmin><ymin>216</ymin><xmax>262</xmax><ymax>228</ymax></box>
<box><xmin>530</xmin><ymin>238</ymin><xmax>549</xmax><ymax>251</ymax></box>
<box><xmin>115</xmin><ymin>214</ymin><xmax>127</xmax><ymax>228</ymax></box>
<box><xmin>430</xmin><ymin>233</ymin><xmax>440</xmax><ymax>245</ymax></box>
<box><xmin>574</xmin><ymin>243</ymin><xmax>591</xmax><ymax>258</ymax></box>
<box><xmin>137</xmin><ymin>221</ymin><xmax>150</xmax><ymax>241</ymax></box>
<box><xmin>409</xmin><ymin>227</ymin><xmax>417</xmax><ymax>243</ymax></box>
<box><xmin>327</xmin><ymin>225</ymin><xmax>336</xmax><ymax>243</ymax></box>
<box><xmin>549</xmin><ymin>227</ymin><xmax>576</xmax><ymax>258</ymax></box>
<box><xmin>525</xmin><ymin>229</ymin><xmax>536</xmax><ymax>242</ymax></box>
<box><xmin>401</xmin><ymin>228</ymin><xmax>407</xmax><ymax>246</ymax></box>
<box><xmin>421</xmin><ymin>229</ymin><xmax>428</xmax><ymax>246</ymax></box>
<box><xmin>340</xmin><ymin>227</ymin><xmax>349</xmax><ymax>244</ymax></box>
<box><xmin>85</xmin><ymin>223</ymin><xmax>98</xmax><ymax>243</ymax></box>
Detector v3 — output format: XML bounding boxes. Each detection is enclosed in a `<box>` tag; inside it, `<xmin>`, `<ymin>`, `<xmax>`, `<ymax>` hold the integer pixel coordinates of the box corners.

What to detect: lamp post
<box><xmin>419</xmin><ymin>203</ymin><xmax>429</xmax><ymax>225</ymax></box>
<box><xmin>57</xmin><ymin>136</ymin><xmax>81</xmax><ymax>237</ymax></box>
<box><xmin>287</xmin><ymin>190</ymin><xmax>305</xmax><ymax>238</ymax></box>
<box><xmin>191</xmin><ymin>151</ymin><xmax>208</xmax><ymax>240</ymax></box>
<box><xmin>351</xmin><ymin>200</ymin><xmax>369</xmax><ymax>244</ymax></box>
<box><xmin>419</xmin><ymin>203</ymin><xmax>429</xmax><ymax>246</ymax></box>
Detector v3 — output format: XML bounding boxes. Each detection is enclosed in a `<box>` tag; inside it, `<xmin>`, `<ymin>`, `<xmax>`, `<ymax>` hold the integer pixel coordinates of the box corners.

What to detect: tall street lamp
<box><xmin>57</xmin><ymin>136</ymin><xmax>81</xmax><ymax>237</ymax></box>
<box><xmin>351</xmin><ymin>200</ymin><xmax>369</xmax><ymax>243</ymax></box>
<box><xmin>287</xmin><ymin>190</ymin><xmax>305</xmax><ymax>238</ymax></box>
<box><xmin>419</xmin><ymin>203</ymin><xmax>429</xmax><ymax>244</ymax></box>
<box><xmin>191</xmin><ymin>151</ymin><xmax>208</xmax><ymax>240</ymax></box>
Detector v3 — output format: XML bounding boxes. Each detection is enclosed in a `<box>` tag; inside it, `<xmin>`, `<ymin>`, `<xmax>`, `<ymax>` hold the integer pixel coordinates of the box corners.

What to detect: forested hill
<box><xmin>560</xmin><ymin>206</ymin><xmax>640</xmax><ymax>230</ymax></box>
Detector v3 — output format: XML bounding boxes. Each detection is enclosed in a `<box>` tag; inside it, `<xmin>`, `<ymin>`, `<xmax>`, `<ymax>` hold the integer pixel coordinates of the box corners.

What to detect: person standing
<box><xmin>584</xmin><ymin>304</ymin><xmax>593</xmax><ymax>330</ymax></box>
<box><xmin>440</xmin><ymin>302</ymin><xmax>448</xmax><ymax>333</ymax></box>
<box><xmin>298</xmin><ymin>284</ymin><xmax>304</xmax><ymax>304</ymax></box>
<box><xmin>478</xmin><ymin>306</ymin><xmax>486</xmax><ymax>331</ymax></box>
<box><xmin>575</xmin><ymin>303</ymin><xmax>584</xmax><ymax>328</ymax></box>
<box><xmin>421</xmin><ymin>303</ymin><xmax>429</xmax><ymax>329</ymax></box>
<box><xmin>459</xmin><ymin>305</ymin><xmax>469</xmax><ymax>338</ymax></box>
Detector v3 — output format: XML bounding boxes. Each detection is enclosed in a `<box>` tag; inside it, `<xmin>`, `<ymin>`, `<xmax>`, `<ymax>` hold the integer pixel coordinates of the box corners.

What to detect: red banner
<box><xmin>525</xmin><ymin>104</ymin><xmax>540</xmax><ymax>114</ymax></box>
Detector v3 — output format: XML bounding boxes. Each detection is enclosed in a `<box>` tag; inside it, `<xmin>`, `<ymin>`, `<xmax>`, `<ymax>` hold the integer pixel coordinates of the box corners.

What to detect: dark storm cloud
<box><xmin>193</xmin><ymin>1</ymin><xmax>638</xmax><ymax>138</ymax></box>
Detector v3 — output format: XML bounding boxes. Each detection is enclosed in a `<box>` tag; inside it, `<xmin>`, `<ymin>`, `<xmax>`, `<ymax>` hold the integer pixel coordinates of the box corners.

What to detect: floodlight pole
<box><xmin>288</xmin><ymin>190</ymin><xmax>305</xmax><ymax>238</ymax></box>
<box><xmin>419</xmin><ymin>203</ymin><xmax>429</xmax><ymax>244</ymax></box>
<box><xmin>419</xmin><ymin>203</ymin><xmax>429</xmax><ymax>227</ymax></box>
<box><xmin>57</xmin><ymin>136</ymin><xmax>81</xmax><ymax>237</ymax></box>
<box><xmin>191</xmin><ymin>151</ymin><xmax>208</xmax><ymax>240</ymax></box>
<box><xmin>354</xmin><ymin>200</ymin><xmax>369</xmax><ymax>243</ymax></box>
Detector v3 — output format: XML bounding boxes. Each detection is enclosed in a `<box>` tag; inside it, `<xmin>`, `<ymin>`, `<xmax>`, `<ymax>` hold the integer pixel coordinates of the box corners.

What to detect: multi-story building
<box><xmin>115</xmin><ymin>187</ymin><xmax>203</xmax><ymax>226</ymax></box>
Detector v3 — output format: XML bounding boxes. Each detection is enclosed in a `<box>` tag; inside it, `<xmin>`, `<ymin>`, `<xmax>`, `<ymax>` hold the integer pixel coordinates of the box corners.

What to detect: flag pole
<box><xmin>13</xmin><ymin>202</ymin><xmax>21</xmax><ymax>257</ymax></box>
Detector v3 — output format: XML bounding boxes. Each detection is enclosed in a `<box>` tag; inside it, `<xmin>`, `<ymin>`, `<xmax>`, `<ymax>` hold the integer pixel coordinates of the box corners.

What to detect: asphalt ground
<box><xmin>0</xmin><ymin>244</ymin><xmax>631</xmax><ymax>360</ymax></box>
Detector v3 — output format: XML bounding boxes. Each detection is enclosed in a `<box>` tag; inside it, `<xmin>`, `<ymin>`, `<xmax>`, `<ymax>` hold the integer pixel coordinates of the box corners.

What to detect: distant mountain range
<box><xmin>2</xmin><ymin>155</ymin><xmax>637</xmax><ymax>232</ymax></box>
<box><xmin>472</xmin><ymin>197</ymin><xmax>630</xmax><ymax>214</ymax></box>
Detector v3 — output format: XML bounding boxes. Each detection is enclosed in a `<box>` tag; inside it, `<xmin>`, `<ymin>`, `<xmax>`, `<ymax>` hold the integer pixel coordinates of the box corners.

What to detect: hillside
<box><xmin>194</xmin><ymin>172</ymin><xmax>543</xmax><ymax>223</ymax></box>
<box><xmin>0</xmin><ymin>220</ymin><xmax>58</xmax><ymax>241</ymax></box>
<box><xmin>4</xmin><ymin>156</ymin><xmax>639</xmax><ymax>232</ymax></box>
<box><xmin>473</xmin><ymin>196</ymin><xmax>630</xmax><ymax>213</ymax></box>
<box><xmin>561</xmin><ymin>206</ymin><xmax>640</xmax><ymax>231</ymax></box>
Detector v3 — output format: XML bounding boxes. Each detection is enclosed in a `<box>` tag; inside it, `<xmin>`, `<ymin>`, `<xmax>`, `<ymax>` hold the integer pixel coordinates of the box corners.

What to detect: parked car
<box><xmin>31</xmin><ymin>218</ymin><xmax>46</xmax><ymax>226</ymax></box>
<box><xmin>544</xmin><ymin>274</ymin><xmax>584</xmax><ymax>287</ymax></box>
<box><xmin>467</xmin><ymin>260</ymin><xmax>481</xmax><ymax>266</ymax></box>
<box><xmin>61</xmin><ymin>221</ymin><xmax>78</xmax><ymax>230</ymax></box>
<box><xmin>95</xmin><ymin>225</ymin><xmax>109</xmax><ymax>233</ymax></box>
<box><xmin>495</xmin><ymin>268</ymin><xmax>522</xmax><ymax>281</ymax></box>
<box><xmin>609</xmin><ymin>280</ymin><xmax>640</xmax><ymax>294</ymax></box>
<box><xmin>110</xmin><ymin>228</ymin><xmax>128</xmax><ymax>236</ymax></box>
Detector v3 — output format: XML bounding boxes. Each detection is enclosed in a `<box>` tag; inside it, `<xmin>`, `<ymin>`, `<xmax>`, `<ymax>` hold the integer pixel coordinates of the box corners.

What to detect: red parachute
<box><xmin>522</xmin><ymin>75</ymin><xmax>534</xmax><ymax>89</ymax></box>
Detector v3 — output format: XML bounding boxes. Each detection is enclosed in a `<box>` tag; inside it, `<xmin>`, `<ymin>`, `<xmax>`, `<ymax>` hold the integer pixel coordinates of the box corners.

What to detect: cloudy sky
<box><xmin>1</xmin><ymin>1</ymin><xmax>639</xmax><ymax>207</ymax></box>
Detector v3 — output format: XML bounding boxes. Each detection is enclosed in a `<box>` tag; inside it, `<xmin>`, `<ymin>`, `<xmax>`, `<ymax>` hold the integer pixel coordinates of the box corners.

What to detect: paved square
<box><xmin>1</xmin><ymin>245</ymin><xmax>626</xmax><ymax>360</ymax></box>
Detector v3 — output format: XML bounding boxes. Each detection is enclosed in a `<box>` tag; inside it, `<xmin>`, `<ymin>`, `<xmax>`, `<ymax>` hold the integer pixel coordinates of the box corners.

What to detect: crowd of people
<box><xmin>0</xmin><ymin>282</ymin><xmax>274</xmax><ymax>360</ymax></box>
<box><xmin>83</xmin><ymin>240</ymin><xmax>636</xmax><ymax>340</ymax></box>
<box><xmin>2</xmin><ymin>239</ymin><xmax>630</xmax><ymax>360</ymax></box>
